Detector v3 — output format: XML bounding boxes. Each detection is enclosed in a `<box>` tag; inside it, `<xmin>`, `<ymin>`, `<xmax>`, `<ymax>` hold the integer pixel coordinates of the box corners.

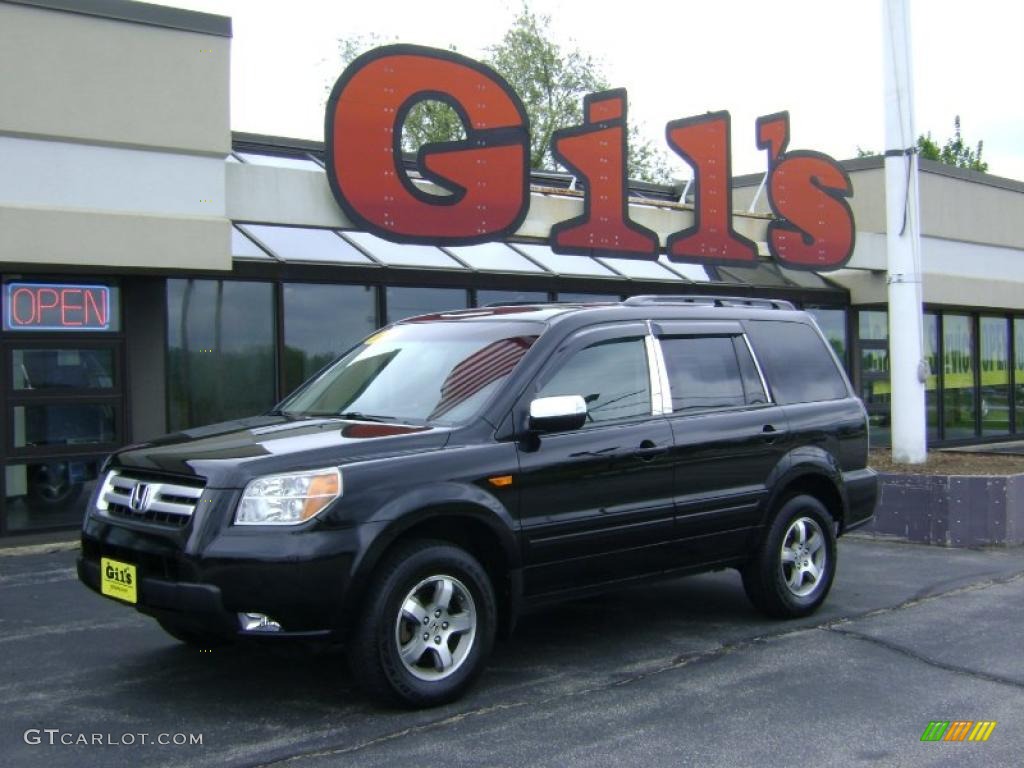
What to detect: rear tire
<box><xmin>348</xmin><ymin>540</ymin><xmax>496</xmax><ymax>708</ymax></box>
<box><xmin>742</xmin><ymin>494</ymin><xmax>837</xmax><ymax>619</ymax></box>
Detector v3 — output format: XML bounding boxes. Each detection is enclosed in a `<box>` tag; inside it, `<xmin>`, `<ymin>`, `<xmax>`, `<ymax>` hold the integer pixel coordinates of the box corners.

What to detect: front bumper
<box><xmin>79</xmin><ymin>511</ymin><xmax>371</xmax><ymax>639</ymax></box>
<box><xmin>77</xmin><ymin>555</ymin><xmax>239</xmax><ymax>631</ymax></box>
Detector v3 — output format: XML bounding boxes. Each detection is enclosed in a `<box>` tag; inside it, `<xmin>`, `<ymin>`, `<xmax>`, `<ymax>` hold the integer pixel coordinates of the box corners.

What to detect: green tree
<box><xmin>332</xmin><ymin>4</ymin><xmax>672</xmax><ymax>182</ymax></box>
<box><xmin>932</xmin><ymin>115</ymin><xmax>987</xmax><ymax>172</ymax></box>
<box><xmin>856</xmin><ymin>116</ymin><xmax>987</xmax><ymax>172</ymax></box>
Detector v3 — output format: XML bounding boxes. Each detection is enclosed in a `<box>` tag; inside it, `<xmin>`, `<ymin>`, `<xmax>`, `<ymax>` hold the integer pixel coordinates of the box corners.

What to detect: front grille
<box><xmin>98</xmin><ymin>470</ymin><xmax>205</xmax><ymax>528</ymax></box>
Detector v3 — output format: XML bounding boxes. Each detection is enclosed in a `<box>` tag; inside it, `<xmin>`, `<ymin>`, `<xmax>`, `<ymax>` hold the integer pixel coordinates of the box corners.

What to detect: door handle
<box><xmin>633</xmin><ymin>440</ymin><xmax>666</xmax><ymax>460</ymax></box>
<box><xmin>761</xmin><ymin>424</ymin><xmax>783</xmax><ymax>443</ymax></box>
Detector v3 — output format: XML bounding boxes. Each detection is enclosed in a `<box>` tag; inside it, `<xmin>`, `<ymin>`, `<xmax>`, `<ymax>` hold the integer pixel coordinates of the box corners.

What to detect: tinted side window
<box><xmin>746</xmin><ymin>320</ymin><xmax>848</xmax><ymax>404</ymax></box>
<box><xmin>538</xmin><ymin>338</ymin><xmax>651</xmax><ymax>426</ymax></box>
<box><xmin>661</xmin><ymin>336</ymin><xmax>765</xmax><ymax>411</ymax></box>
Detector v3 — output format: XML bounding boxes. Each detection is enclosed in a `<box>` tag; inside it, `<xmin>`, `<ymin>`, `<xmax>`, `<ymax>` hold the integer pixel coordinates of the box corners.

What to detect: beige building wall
<box><xmin>918</xmin><ymin>168</ymin><xmax>1024</xmax><ymax>250</ymax></box>
<box><xmin>0</xmin><ymin>0</ymin><xmax>232</xmax><ymax>271</ymax></box>
<box><xmin>0</xmin><ymin>1</ymin><xmax>229</xmax><ymax>154</ymax></box>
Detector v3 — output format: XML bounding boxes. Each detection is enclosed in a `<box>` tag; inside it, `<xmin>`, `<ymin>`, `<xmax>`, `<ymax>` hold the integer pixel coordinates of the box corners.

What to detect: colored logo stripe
<box><xmin>968</xmin><ymin>722</ymin><xmax>997</xmax><ymax>742</ymax></box>
<box><xmin>920</xmin><ymin>720</ymin><xmax>997</xmax><ymax>742</ymax></box>
<box><xmin>943</xmin><ymin>721</ymin><xmax>973</xmax><ymax>741</ymax></box>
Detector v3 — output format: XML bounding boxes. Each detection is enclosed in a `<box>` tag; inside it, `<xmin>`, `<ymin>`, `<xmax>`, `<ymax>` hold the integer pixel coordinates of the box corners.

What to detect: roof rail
<box><xmin>482</xmin><ymin>301</ymin><xmax>551</xmax><ymax>307</ymax></box>
<box><xmin>623</xmin><ymin>295</ymin><xmax>796</xmax><ymax>311</ymax></box>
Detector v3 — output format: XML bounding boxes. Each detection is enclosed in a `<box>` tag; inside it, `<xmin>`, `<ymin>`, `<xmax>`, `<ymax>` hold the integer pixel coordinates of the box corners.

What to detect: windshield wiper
<box><xmin>336</xmin><ymin>411</ymin><xmax>398</xmax><ymax>423</ymax></box>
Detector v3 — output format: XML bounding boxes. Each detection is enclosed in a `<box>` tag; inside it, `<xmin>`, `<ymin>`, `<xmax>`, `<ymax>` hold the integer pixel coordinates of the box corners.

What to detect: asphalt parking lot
<box><xmin>2</xmin><ymin>536</ymin><xmax>1022</xmax><ymax>768</ymax></box>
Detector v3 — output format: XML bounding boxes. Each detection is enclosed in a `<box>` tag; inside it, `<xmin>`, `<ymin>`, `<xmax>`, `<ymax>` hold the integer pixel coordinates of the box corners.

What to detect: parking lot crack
<box><xmin>245</xmin><ymin>700</ymin><xmax>535</xmax><ymax>767</ymax></box>
<box><xmin>824</xmin><ymin>625</ymin><xmax>1024</xmax><ymax>691</ymax></box>
<box><xmin>823</xmin><ymin>570</ymin><xmax>1024</xmax><ymax>627</ymax></box>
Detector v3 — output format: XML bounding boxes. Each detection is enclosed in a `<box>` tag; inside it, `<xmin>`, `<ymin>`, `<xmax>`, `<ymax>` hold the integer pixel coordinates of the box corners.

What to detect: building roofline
<box><xmin>2</xmin><ymin>0</ymin><xmax>232</xmax><ymax>37</ymax></box>
<box><xmin>733</xmin><ymin>154</ymin><xmax>1024</xmax><ymax>193</ymax></box>
<box><xmin>232</xmin><ymin>132</ymin><xmax>322</xmax><ymax>154</ymax></box>
<box><xmin>916</xmin><ymin>157</ymin><xmax>1024</xmax><ymax>193</ymax></box>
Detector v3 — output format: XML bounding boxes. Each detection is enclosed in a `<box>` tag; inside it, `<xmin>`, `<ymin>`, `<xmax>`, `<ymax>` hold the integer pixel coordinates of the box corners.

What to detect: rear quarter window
<box><xmin>745</xmin><ymin>319</ymin><xmax>848</xmax><ymax>404</ymax></box>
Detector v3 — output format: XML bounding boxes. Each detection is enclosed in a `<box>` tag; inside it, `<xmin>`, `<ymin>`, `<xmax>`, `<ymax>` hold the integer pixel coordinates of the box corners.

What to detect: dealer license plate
<box><xmin>100</xmin><ymin>557</ymin><xmax>137</xmax><ymax>604</ymax></box>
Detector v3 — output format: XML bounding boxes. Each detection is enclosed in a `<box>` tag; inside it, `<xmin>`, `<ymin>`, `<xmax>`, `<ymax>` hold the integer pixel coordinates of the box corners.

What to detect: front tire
<box><xmin>348</xmin><ymin>540</ymin><xmax>496</xmax><ymax>708</ymax></box>
<box><xmin>742</xmin><ymin>494</ymin><xmax>837</xmax><ymax>619</ymax></box>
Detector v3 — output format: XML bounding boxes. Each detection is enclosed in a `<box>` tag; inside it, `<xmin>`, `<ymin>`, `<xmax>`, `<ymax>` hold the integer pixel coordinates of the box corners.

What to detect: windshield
<box><xmin>278</xmin><ymin>321</ymin><xmax>541</xmax><ymax>425</ymax></box>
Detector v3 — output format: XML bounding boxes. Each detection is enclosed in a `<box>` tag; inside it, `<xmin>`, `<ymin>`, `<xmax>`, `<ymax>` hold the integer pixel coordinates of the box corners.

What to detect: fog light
<box><xmin>239</xmin><ymin>612</ymin><xmax>282</xmax><ymax>632</ymax></box>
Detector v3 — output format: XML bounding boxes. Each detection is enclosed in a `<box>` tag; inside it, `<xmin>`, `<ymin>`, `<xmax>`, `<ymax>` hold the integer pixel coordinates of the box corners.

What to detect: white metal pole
<box><xmin>882</xmin><ymin>0</ymin><xmax>927</xmax><ymax>463</ymax></box>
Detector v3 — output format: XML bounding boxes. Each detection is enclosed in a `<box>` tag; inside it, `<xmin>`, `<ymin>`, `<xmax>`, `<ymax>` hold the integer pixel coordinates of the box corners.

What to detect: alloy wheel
<box><xmin>394</xmin><ymin>574</ymin><xmax>477</xmax><ymax>682</ymax></box>
<box><xmin>779</xmin><ymin>516</ymin><xmax>827</xmax><ymax>597</ymax></box>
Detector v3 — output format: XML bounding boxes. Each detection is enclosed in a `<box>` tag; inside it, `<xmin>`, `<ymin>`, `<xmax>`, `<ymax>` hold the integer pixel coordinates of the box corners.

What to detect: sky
<box><xmin>153</xmin><ymin>0</ymin><xmax>1023</xmax><ymax>181</ymax></box>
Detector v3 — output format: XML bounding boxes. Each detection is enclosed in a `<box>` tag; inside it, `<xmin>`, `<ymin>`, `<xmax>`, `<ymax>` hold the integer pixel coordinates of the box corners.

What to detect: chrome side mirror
<box><xmin>528</xmin><ymin>395</ymin><xmax>587</xmax><ymax>433</ymax></box>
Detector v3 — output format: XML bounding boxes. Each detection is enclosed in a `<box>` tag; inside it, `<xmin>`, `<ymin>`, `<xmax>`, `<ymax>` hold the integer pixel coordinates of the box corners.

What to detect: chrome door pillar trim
<box><xmin>645</xmin><ymin>320</ymin><xmax>673</xmax><ymax>415</ymax></box>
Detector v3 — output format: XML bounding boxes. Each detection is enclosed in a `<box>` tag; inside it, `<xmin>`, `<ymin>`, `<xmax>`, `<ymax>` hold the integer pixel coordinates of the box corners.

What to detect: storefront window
<box><xmin>924</xmin><ymin>313</ymin><xmax>939</xmax><ymax>442</ymax></box>
<box><xmin>943</xmin><ymin>314</ymin><xmax>976</xmax><ymax>439</ymax></box>
<box><xmin>807</xmin><ymin>308</ymin><xmax>847</xmax><ymax>370</ymax></box>
<box><xmin>980</xmin><ymin>317</ymin><xmax>1010</xmax><ymax>435</ymax></box>
<box><xmin>858</xmin><ymin>310</ymin><xmax>888</xmax><ymax>340</ymax></box>
<box><xmin>283</xmin><ymin>283</ymin><xmax>376</xmax><ymax>396</ymax></box>
<box><xmin>385</xmin><ymin>287</ymin><xmax>467</xmax><ymax>323</ymax></box>
<box><xmin>857</xmin><ymin>310</ymin><xmax>890</xmax><ymax>446</ymax></box>
<box><xmin>167</xmin><ymin>280</ymin><xmax>276</xmax><ymax>431</ymax></box>
<box><xmin>860</xmin><ymin>347</ymin><xmax>890</xmax><ymax>375</ymax></box>
<box><xmin>1015</xmin><ymin>318</ymin><xmax>1024</xmax><ymax>433</ymax></box>
<box><xmin>476</xmin><ymin>290</ymin><xmax>548</xmax><ymax>306</ymax></box>
<box><xmin>11</xmin><ymin>348</ymin><xmax>115</xmax><ymax>391</ymax></box>
<box><xmin>12</xmin><ymin>404</ymin><xmax>116</xmax><ymax>448</ymax></box>
<box><xmin>4</xmin><ymin>459</ymin><xmax>102</xmax><ymax>532</ymax></box>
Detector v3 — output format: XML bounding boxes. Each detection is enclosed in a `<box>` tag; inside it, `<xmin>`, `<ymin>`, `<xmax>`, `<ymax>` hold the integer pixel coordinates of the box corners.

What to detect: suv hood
<box><xmin>112</xmin><ymin>415</ymin><xmax>451</xmax><ymax>487</ymax></box>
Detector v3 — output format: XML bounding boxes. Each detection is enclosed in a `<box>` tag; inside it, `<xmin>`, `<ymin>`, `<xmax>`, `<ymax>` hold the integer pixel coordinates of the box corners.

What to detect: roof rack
<box><xmin>623</xmin><ymin>295</ymin><xmax>796</xmax><ymax>311</ymax></box>
<box><xmin>482</xmin><ymin>301</ymin><xmax>552</xmax><ymax>307</ymax></box>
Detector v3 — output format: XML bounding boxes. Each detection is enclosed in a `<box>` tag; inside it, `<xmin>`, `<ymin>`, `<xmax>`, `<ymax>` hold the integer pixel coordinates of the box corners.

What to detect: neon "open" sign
<box><xmin>3</xmin><ymin>283</ymin><xmax>111</xmax><ymax>331</ymax></box>
<box><xmin>326</xmin><ymin>45</ymin><xmax>855</xmax><ymax>272</ymax></box>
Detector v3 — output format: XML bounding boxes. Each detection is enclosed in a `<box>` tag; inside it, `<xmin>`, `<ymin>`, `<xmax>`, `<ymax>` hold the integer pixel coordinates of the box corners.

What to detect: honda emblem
<box><xmin>129</xmin><ymin>483</ymin><xmax>152</xmax><ymax>512</ymax></box>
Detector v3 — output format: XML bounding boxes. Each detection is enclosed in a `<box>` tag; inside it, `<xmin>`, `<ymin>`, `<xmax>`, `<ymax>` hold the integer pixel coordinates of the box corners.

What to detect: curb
<box><xmin>0</xmin><ymin>540</ymin><xmax>80</xmax><ymax>558</ymax></box>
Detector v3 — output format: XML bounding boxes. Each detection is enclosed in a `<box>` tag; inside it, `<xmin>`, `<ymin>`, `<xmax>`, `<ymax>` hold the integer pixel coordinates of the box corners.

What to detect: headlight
<box><xmin>235</xmin><ymin>468</ymin><xmax>342</xmax><ymax>526</ymax></box>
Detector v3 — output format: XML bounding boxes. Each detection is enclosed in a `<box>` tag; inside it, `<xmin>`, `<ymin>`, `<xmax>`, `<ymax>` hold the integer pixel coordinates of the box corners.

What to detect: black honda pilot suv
<box><xmin>79</xmin><ymin>295</ymin><xmax>877</xmax><ymax>707</ymax></box>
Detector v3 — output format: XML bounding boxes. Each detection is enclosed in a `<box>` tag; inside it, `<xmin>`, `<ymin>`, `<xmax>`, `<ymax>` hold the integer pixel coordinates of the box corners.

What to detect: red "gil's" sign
<box><xmin>325</xmin><ymin>45</ymin><xmax>855</xmax><ymax>272</ymax></box>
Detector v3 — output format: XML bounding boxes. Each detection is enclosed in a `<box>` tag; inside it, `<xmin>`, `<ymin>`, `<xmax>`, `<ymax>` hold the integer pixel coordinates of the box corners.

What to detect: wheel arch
<box><xmin>345</xmin><ymin>498</ymin><xmax>522</xmax><ymax>640</ymax></box>
<box><xmin>764</xmin><ymin>464</ymin><xmax>847</xmax><ymax>533</ymax></box>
